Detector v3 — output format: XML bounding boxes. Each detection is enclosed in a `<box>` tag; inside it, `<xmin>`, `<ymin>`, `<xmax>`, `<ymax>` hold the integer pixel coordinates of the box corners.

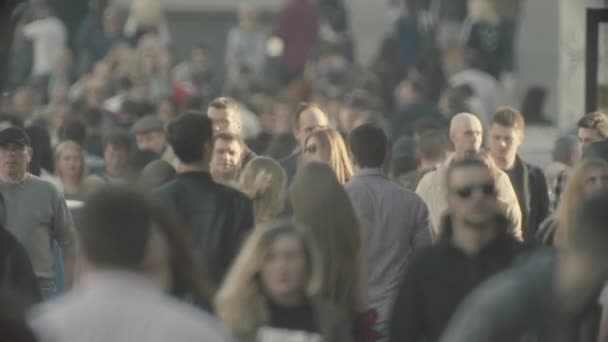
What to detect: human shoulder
<box><xmin>24</xmin><ymin>174</ymin><xmax>63</xmax><ymax>196</ymax></box>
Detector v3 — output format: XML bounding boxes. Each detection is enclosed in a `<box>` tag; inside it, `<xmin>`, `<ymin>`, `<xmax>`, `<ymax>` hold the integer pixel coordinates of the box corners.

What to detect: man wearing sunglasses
<box><xmin>416</xmin><ymin>112</ymin><xmax>522</xmax><ymax>240</ymax></box>
<box><xmin>390</xmin><ymin>157</ymin><xmax>525</xmax><ymax>342</ymax></box>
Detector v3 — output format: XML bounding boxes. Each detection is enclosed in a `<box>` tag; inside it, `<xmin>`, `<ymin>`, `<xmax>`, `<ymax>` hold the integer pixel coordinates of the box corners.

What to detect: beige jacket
<box><xmin>416</xmin><ymin>157</ymin><xmax>522</xmax><ymax>240</ymax></box>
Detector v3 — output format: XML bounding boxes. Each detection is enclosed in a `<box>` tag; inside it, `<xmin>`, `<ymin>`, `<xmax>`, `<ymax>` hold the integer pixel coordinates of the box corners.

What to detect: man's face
<box><xmin>104</xmin><ymin>144</ymin><xmax>130</xmax><ymax>177</ymax></box>
<box><xmin>294</xmin><ymin>108</ymin><xmax>329</xmax><ymax>149</ymax></box>
<box><xmin>489</xmin><ymin>124</ymin><xmax>522</xmax><ymax>166</ymax></box>
<box><xmin>207</xmin><ymin>108</ymin><xmax>242</xmax><ymax>135</ymax></box>
<box><xmin>338</xmin><ymin>106</ymin><xmax>361</xmax><ymax>135</ymax></box>
<box><xmin>451</xmin><ymin>121</ymin><xmax>483</xmax><ymax>156</ymax></box>
<box><xmin>136</xmin><ymin>131</ymin><xmax>166</xmax><ymax>154</ymax></box>
<box><xmin>447</xmin><ymin>166</ymin><xmax>498</xmax><ymax>228</ymax></box>
<box><xmin>578</xmin><ymin>127</ymin><xmax>603</xmax><ymax>155</ymax></box>
<box><xmin>210</xmin><ymin>139</ymin><xmax>244</xmax><ymax>178</ymax></box>
<box><xmin>0</xmin><ymin>143</ymin><xmax>31</xmax><ymax>180</ymax></box>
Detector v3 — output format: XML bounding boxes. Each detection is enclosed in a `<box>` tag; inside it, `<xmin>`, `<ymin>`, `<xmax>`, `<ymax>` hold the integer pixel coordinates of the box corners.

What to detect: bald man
<box><xmin>416</xmin><ymin>113</ymin><xmax>522</xmax><ymax>240</ymax></box>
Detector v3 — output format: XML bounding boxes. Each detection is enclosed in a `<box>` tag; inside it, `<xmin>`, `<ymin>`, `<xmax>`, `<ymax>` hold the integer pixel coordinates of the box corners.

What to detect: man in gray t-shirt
<box><xmin>0</xmin><ymin>127</ymin><xmax>74</xmax><ymax>297</ymax></box>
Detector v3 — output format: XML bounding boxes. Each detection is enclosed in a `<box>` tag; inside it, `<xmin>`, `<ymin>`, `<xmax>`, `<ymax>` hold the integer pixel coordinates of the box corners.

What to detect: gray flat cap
<box><xmin>131</xmin><ymin>115</ymin><xmax>164</xmax><ymax>134</ymax></box>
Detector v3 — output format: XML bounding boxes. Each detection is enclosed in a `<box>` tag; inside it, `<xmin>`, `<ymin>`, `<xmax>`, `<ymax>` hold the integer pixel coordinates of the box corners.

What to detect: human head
<box><xmin>584</xmin><ymin>139</ymin><xmax>608</xmax><ymax>162</ymax></box>
<box><xmin>0</xmin><ymin>128</ymin><xmax>32</xmax><ymax>182</ymax></box>
<box><xmin>12</xmin><ymin>87</ymin><xmax>35</xmax><ymax>119</ymax></box>
<box><xmin>446</xmin><ymin>156</ymin><xmax>499</xmax><ymax>229</ymax></box>
<box><xmin>338</xmin><ymin>90</ymin><xmax>373</xmax><ymax>135</ymax></box>
<box><xmin>554</xmin><ymin>159</ymin><xmax>608</xmax><ymax>247</ymax></box>
<box><xmin>303</xmin><ymin>128</ymin><xmax>353</xmax><ymax>184</ymax></box>
<box><xmin>237</xmin><ymin>2</ymin><xmax>257</xmax><ymax>29</ymax></box>
<box><xmin>394</xmin><ymin>77</ymin><xmax>425</xmax><ymax>109</ymax></box>
<box><xmin>207</xmin><ymin>97</ymin><xmax>242</xmax><ymax>135</ymax></box>
<box><xmin>132</xmin><ymin>115</ymin><xmax>166</xmax><ymax>154</ymax></box>
<box><xmin>416</xmin><ymin>130</ymin><xmax>449</xmax><ymax>166</ymax></box>
<box><xmin>166</xmin><ymin>112</ymin><xmax>213</xmax><ymax>165</ymax></box>
<box><xmin>102</xmin><ymin>131</ymin><xmax>132</xmax><ymax>177</ymax></box>
<box><xmin>79</xmin><ymin>187</ymin><xmax>151</xmax><ymax>271</ymax></box>
<box><xmin>156</xmin><ymin>97</ymin><xmax>177</xmax><ymax>125</ymax></box>
<box><xmin>391</xmin><ymin>135</ymin><xmax>416</xmax><ymax>178</ymax></box>
<box><xmin>293</xmin><ymin>103</ymin><xmax>329</xmax><ymax>149</ymax></box>
<box><xmin>449</xmin><ymin>113</ymin><xmax>483</xmax><ymax>158</ymax></box>
<box><xmin>215</xmin><ymin>220</ymin><xmax>322</xmax><ymax>336</ymax></box>
<box><xmin>552</xmin><ymin>135</ymin><xmax>579</xmax><ymax>166</ymax></box>
<box><xmin>239</xmin><ymin>157</ymin><xmax>287</xmax><ymax>224</ymax></box>
<box><xmin>54</xmin><ymin>141</ymin><xmax>86</xmax><ymax>183</ymax></box>
<box><xmin>289</xmin><ymin>162</ymin><xmax>361</xmax><ymax>313</ymax></box>
<box><xmin>209</xmin><ymin>133</ymin><xmax>245</xmax><ymax>183</ymax></box>
<box><xmin>577</xmin><ymin>111</ymin><xmax>608</xmax><ymax>155</ymax></box>
<box><xmin>489</xmin><ymin>107</ymin><xmax>525</xmax><ymax>168</ymax></box>
<box><xmin>349</xmin><ymin>123</ymin><xmax>388</xmax><ymax>169</ymax></box>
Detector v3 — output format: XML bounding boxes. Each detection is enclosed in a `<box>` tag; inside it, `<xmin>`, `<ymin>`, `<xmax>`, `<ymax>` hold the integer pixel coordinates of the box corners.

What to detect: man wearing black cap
<box><xmin>0</xmin><ymin>127</ymin><xmax>75</xmax><ymax>298</ymax></box>
<box><xmin>131</xmin><ymin>115</ymin><xmax>177</xmax><ymax>168</ymax></box>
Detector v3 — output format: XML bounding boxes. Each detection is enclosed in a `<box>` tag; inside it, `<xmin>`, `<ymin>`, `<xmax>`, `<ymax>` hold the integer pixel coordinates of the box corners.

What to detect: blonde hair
<box><xmin>290</xmin><ymin>161</ymin><xmax>362</xmax><ymax>315</ymax></box>
<box><xmin>215</xmin><ymin>220</ymin><xmax>322</xmax><ymax>339</ymax></box>
<box><xmin>554</xmin><ymin>159</ymin><xmax>608</xmax><ymax>247</ymax></box>
<box><xmin>305</xmin><ymin>128</ymin><xmax>354</xmax><ymax>184</ymax></box>
<box><xmin>54</xmin><ymin>141</ymin><xmax>87</xmax><ymax>182</ymax></box>
<box><xmin>239</xmin><ymin>157</ymin><xmax>287</xmax><ymax>225</ymax></box>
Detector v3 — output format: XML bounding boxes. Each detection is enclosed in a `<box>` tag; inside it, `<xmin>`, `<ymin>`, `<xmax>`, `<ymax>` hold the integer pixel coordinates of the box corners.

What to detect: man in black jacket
<box><xmin>156</xmin><ymin>112</ymin><xmax>254</xmax><ymax>289</ymax></box>
<box><xmin>389</xmin><ymin>157</ymin><xmax>524</xmax><ymax>342</ymax></box>
<box><xmin>489</xmin><ymin>107</ymin><xmax>549</xmax><ymax>242</ymax></box>
<box><xmin>440</xmin><ymin>190</ymin><xmax>608</xmax><ymax>342</ymax></box>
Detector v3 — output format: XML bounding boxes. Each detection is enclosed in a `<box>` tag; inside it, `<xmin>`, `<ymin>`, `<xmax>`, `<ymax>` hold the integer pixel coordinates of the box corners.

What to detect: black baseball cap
<box><xmin>0</xmin><ymin>127</ymin><xmax>31</xmax><ymax>147</ymax></box>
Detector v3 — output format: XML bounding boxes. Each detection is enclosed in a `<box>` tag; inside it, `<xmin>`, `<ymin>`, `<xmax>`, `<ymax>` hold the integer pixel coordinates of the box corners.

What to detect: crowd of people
<box><xmin>2</xmin><ymin>0</ymin><xmax>608</xmax><ymax>341</ymax></box>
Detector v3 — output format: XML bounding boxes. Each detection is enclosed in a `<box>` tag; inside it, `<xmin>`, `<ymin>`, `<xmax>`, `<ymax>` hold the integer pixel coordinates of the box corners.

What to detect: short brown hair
<box><xmin>209</xmin><ymin>97</ymin><xmax>240</xmax><ymax>112</ymax></box>
<box><xmin>213</xmin><ymin>132</ymin><xmax>245</xmax><ymax>149</ymax></box>
<box><xmin>577</xmin><ymin>111</ymin><xmax>608</xmax><ymax>138</ymax></box>
<box><xmin>416</xmin><ymin>130</ymin><xmax>449</xmax><ymax>161</ymax></box>
<box><xmin>491</xmin><ymin>106</ymin><xmax>525</xmax><ymax>131</ymax></box>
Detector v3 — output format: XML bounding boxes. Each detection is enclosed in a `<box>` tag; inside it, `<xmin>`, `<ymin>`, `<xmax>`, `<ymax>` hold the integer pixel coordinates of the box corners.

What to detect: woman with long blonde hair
<box><xmin>238</xmin><ymin>157</ymin><xmax>287</xmax><ymax>225</ymax></box>
<box><xmin>54</xmin><ymin>141</ymin><xmax>87</xmax><ymax>200</ymax></box>
<box><xmin>215</xmin><ymin>220</ymin><xmax>351</xmax><ymax>342</ymax></box>
<box><xmin>303</xmin><ymin>127</ymin><xmax>353</xmax><ymax>184</ymax></box>
<box><xmin>290</xmin><ymin>162</ymin><xmax>374</xmax><ymax>340</ymax></box>
<box><xmin>538</xmin><ymin>159</ymin><xmax>608</xmax><ymax>246</ymax></box>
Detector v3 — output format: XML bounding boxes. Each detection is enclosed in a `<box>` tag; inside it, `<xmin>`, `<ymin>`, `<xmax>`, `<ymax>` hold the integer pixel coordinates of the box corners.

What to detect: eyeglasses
<box><xmin>451</xmin><ymin>182</ymin><xmax>496</xmax><ymax>199</ymax></box>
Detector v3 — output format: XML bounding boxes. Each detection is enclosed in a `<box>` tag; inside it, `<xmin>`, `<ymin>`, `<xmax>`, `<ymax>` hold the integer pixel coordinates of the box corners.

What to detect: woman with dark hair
<box><xmin>142</xmin><ymin>202</ymin><xmax>213</xmax><ymax>310</ymax></box>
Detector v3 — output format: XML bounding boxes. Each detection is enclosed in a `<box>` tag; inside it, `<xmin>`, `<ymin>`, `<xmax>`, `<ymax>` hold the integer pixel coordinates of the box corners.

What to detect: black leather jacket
<box><xmin>156</xmin><ymin>172</ymin><xmax>254</xmax><ymax>289</ymax></box>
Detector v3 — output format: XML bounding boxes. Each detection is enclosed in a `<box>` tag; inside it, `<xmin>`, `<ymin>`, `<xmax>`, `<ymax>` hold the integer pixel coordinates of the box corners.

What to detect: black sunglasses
<box><xmin>452</xmin><ymin>182</ymin><xmax>496</xmax><ymax>199</ymax></box>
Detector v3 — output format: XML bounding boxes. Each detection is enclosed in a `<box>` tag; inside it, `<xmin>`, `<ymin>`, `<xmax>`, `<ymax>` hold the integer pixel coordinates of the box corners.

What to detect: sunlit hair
<box><xmin>304</xmin><ymin>127</ymin><xmax>353</xmax><ymax>184</ymax></box>
<box><xmin>54</xmin><ymin>140</ymin><xmax>87</xmax><ymax>182</ymax></box>
<box><xmin>239</xmin><ymin>157</ymin><xmax>287</xmax><ymax>225</ymax></box>
<box><xmin>290</xmin><ymin>162</ymin><xmax>362</xmax><ymax>315</ymax></box>
<box><xmin>215</xmin><ymin>220</ymin><xmax>322</xmax><ymax>339</ymax></box>
<box><xmin>131</xmin><ymin>0</ymin><xmax>163</xmax><ymax>26</ymax></box>
<box><xmin>554</xmin><ymin>159</ymin><xmax>608</xmax><ymax>247</ymax></box>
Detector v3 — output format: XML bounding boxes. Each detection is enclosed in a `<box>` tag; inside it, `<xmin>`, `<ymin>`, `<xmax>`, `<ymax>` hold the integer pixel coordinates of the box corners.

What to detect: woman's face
<box><xmin>58</xmin><ymin>147</ymin><xmax>83</xmax><ymax>181</ymax></box>
<box><xmin>304</xmin><ymin>136</ymin><xmax>330</xmax><ymax>164</ymax></box>
<box><xmin>260</xmin><ymin>234</ymin><xmax>308</xmax><ymax>303</ymax></box>
<box><xmin>583</xmin><ymin>168</ymin><xmax>608</xmax><ymax>194</ymax></box>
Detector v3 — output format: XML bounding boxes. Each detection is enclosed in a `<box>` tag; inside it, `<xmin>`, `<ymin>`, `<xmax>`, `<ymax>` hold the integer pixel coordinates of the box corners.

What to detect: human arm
<box><xmin>52</xmin><ymin>191</ymin><xmax>76</xmax><ymax>288</ymax></box>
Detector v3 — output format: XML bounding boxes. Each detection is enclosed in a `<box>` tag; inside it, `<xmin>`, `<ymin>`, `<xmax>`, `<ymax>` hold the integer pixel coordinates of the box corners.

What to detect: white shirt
<box><xmin>29</xmin><ymin>271</ymin><xmax>234</xmax><ymax>342</ymax></box>
<box><xmin>23</xmin><ymin>17</ymin><xmax>67</xmax><ymax>76</ymax></box>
